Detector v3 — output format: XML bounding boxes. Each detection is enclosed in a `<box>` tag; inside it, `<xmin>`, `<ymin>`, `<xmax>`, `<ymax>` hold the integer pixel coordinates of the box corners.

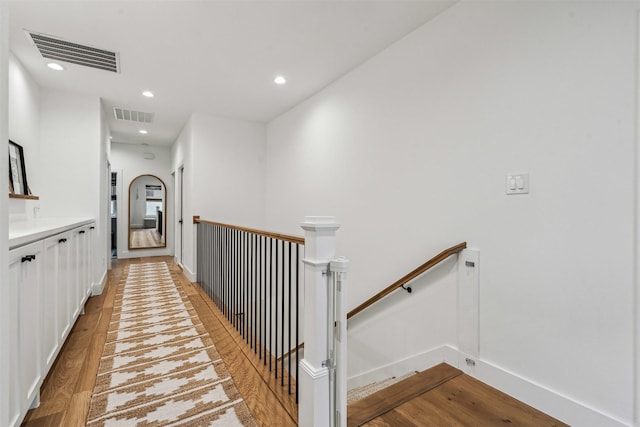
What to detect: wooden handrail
<box><xmin>347</xmin><ymin>242</ymin><xmax>467</xmax><ymax>320</ymax></box>
<box><xmin>9</xmin><ymin>193</ymin><xmax>39</xmax><ymax>200</ymax></box>
<box><xmin>193</xmin><ymin>216</ymin><xmax>305</xmax><ymax>245</ymax></box>
<box><xmin>277</xmin><ymin>242</ymin><xmax>468</xmax><ymax>362</ymax></box>
<box><xmin>278</xmin><ymin>342</ymin><xmax>305</xmax><ymax>363</ymax></box>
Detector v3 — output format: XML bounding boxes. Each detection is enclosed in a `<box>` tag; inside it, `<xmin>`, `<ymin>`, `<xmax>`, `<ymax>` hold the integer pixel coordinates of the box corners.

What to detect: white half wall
<box><xmin>265</xmin><ymin>2</ymin><xmax>637</xmax><ymax>425</ymax></box>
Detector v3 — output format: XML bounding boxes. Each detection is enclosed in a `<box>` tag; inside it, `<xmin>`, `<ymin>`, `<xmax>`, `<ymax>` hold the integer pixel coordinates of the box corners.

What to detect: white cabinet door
<box><xmin>57</xmin><ymin>231</ymin><xmax>72</xmax><ymax>342</ymax></box>
<box><xmin>8</xmin><ymin>249</ymin><xmax>22</xmax><ymax>427</ymax></box>
<box><xmin>87</xmin><ymin>224</ymin><xmax>95</xmax><ymax>296</ymax></box>
<box><xmin>76</xmin><ymin>229</ymin><xmax>86</xmax><ymax>308</ymax></box>
<box><xmin>8</xmin><ymin>241</ymin><xmax>44</xmax><ymax>427</ymax></box>
<box><xmin>68</xmin><ymin>230</ymin><xmax>81</xmax><ymax>320</ymax></box>
<box><xmin>42</xmin><ymin>231</ymin><xmax>74</xmax><ymax>372</ymax></box>
<box><xmin>42</xmin><ymin>237</ymin><xmax>60</xmax><ymax>372</ymax></box>
<box><xmin>78</xmin><ymin>226</ymin><xmax>92</xmax><ymax>302</ymax></box>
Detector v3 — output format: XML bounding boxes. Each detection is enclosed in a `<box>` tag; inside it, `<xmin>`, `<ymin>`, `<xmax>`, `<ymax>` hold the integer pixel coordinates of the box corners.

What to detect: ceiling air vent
<box><xmin>26</xmin><ymin>30</ymin><xmax>120</xmax><ymax>73</ymax></box>
<box><xmin>113</xmin><ymin>107</ymin><xmax>154</xmax><ymax>124</ymax></box>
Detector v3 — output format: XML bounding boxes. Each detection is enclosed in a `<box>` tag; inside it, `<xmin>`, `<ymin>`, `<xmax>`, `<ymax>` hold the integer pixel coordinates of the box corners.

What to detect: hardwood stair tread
<box><xmin>347</xmin><ymin>362</ymin><xmax>463</xmax><ymax>427</ymax></box>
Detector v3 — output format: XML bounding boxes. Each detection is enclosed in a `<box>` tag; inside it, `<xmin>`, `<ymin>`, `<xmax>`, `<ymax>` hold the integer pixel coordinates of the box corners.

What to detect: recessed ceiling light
<box><xmin>274</xmin><ymin>75</ymin><xmax>286</xmax><ymax>85</ymax></box>
<box><xmin>47</xmin><ymin>62</ymin><xmax>64</xmax><ymax>71</ymax></box>
<box><xmin>142</xmin><ymin>91</ymin><xmax>155</xmax><ymax>98</ymax></box>
<box><xmin>139</xmin><ymin>129</ymin><xmax>148</xmax><ymax>134</ymax></box>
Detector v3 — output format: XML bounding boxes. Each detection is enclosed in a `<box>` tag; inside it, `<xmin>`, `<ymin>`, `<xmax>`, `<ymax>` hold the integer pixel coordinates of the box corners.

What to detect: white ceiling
<box><xmin>8</xmin><ymin>1</ymin><xmax>456</xmax><ymax>147</ymax></box>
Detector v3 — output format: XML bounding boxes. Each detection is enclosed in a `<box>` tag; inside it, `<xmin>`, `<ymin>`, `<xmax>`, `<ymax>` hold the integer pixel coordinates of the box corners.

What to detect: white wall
<box><xmin>37</xmin><ymin>89</ymin><xmax>109</xmax><ymax>288</ymax></box>
<box><xmin>8</xmin><ymin>54</ymin><xmax>109</xmax><ymax>291</ymax></box>
<box><xmin>7</xmin><ymin>54</ymin><xmax>39</xmax><ymax>221</ymax></box>
<box><xmin>190</xmin><ymin>113</ymin><xmax>266</xmax><ymax>227</ymax></box>
<box><xmin>171</xmin><ymin>117</ymin><xmax>193</xmax><ymax>270</ymax></box>
<box><xmin>265</xmin><ymin>2</ymin><xmax>637</xmax><ymax>425</ymax></box>
<box><xmin>5</xmin><ymin>22</ymin><xmax>111</xmax><ymax>422</ymax></box>
<box><xmin>38</xmin><ymin>90</ymin><xmax>101</xmax><ymax>218</ymax></box>
<box><xmin>0</xmin><ymin>4</ymin><xmax>10</xmax><ymax>425</ymax></box>
<box><xmin>172</xmin><ymin>113</ymin><xmax>266</xmax><ymax>279</ymax></box>
<box><xmin>110</xmin><ymin>142</ymin><xmax>173</xmax><ymax>259</ymax></box>
<box><xmin>100</xmin><ymin>102</ymin><xmax>111</xmax><ymax>280</ymax></box>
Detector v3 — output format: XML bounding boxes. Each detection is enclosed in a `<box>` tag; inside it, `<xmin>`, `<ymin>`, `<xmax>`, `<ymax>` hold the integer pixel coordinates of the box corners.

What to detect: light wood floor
<box><xmin>23</xmin><ymin>256</ymin><xmax>568</xmax><ymax>427</ymax></box>
<box><xmin>177</xmin><ymin>263</ymin><xmax>298</xmax><ymax>426</ymax></box>
<box><xmin>21</xmin><ymin>256</ymin><xmax>294</xmax><ymax>427</ymax></box>
<box><xmin>348</xmin><ymin>363</ymin><xmax>569</xmax><ymax>427</ymax></box>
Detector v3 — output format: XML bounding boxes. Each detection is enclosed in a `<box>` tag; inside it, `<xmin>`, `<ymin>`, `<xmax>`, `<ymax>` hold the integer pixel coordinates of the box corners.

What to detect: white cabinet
<box><xmin>8</xmin><ymin>219</ymin><xmax>95</xmax><ymax>427</ymax></box>
<box><xmin>43</xmin><ymin>231</ymin><xmax>74</xmax><ymax>372</ymax></box>
<box><xmin>68</xmin><ymin>229</ymin><xmax>82</xmax><ymax>320</ymax></box>
<box><xmin>43</xmin><ymin>236</ymin><xmax>60</xmax><ymax>373</ymax></box>
<box><xmin>8</xmin><ymin>241</ymin><xmax>44</xmax><ymax>427</ymax></box>
<box><xmin>57</xmin><ymin>231</ymin><xmax>73</xmax><ymax>344</ymax></box>
<box><xmin>77</xmin><ymin>225</ymin><xmax>94</xmax><ymax>305</ymax></box>
<box><xmin>87</xmin><ymin>225</ymin><xmax>96</xmax><ymax>296</ymax></box>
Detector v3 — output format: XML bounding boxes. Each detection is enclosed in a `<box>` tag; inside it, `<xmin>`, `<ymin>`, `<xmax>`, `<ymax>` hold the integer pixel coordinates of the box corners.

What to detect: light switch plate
<box><xmin>506</xmin><ymin>173</ymin><xmax>529</xmax><ymax>195</ymax></box>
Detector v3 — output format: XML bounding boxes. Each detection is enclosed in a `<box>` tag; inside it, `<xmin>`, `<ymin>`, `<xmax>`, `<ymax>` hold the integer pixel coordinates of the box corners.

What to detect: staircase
<box><xmin>347</xmin><ymin>363</ymin><xmax>569</xmax><ymax>427</ymax></box>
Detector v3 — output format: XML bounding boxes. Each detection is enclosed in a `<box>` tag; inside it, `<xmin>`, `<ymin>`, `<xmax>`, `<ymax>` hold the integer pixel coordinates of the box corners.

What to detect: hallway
<box><xmin>21</xmin><ymin>256</ymin><xmax>293</xmax><ymax>427</ymax></box>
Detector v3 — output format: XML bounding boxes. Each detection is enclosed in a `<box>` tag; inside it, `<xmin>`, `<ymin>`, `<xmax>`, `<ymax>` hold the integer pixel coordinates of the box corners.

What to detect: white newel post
<box><xmin>299</xmin><ymin>216</ymin><xmax>340</xmax><ymax>427</ymax></box>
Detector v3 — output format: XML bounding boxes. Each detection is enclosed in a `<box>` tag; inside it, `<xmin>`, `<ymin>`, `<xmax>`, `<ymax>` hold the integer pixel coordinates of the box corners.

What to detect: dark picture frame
<box><xmin>8</xmin><ymin>140</ymin><xmax>29</xmax><ymax>196</ymax></box>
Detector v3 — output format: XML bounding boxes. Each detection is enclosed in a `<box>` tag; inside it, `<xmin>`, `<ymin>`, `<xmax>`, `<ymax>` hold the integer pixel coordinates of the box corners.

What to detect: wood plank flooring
<box><xmin>21</xmin><ymin>256</ymin><xmax>291</xmax><ymax>427</ymax></box>
<box><xmin>23</xmin><ymin>255</ymin><xmax>569</xmax><ymax>427</ymax></box>
<box><xmin>349</xmin><ymin>363</ymin><xmax>569</xmax><ymax>427</ymax></box>
<box><xmin>348</xmin><ymin>363</ymin><xmax>464</xmax><ymax>426</ymax></box>
<box><xmin>175</xmin><ymin>267</ymin><xmax>297</xmax><ymax>426</ymax></box>
<box><xmin>21</xmin><ymin>254</ymin><xmax>129</xmax><ymax>427</ymax></box>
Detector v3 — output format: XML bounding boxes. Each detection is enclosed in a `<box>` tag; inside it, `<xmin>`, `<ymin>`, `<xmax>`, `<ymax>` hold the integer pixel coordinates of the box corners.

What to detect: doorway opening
<box><xmin>173</xmin><ymin>166</ymin><xmax>185</xmax><ymax>267</ymax></box>
<box><xmin>111</xmin><ymin>171</ymin><xmax>117</xmax><ymax>258</ymax></box>
<box><xmin>179</xmin><ymin>166</ymin><xmax>184</xmax><ymax>266</ymax></box>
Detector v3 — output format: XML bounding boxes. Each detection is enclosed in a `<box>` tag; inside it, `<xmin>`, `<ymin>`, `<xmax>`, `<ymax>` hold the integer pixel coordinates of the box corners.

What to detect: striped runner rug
<box><xmin>87</xmin><ymin>261</ymin><xmax>256</xmax><ymax>426</ymax></box>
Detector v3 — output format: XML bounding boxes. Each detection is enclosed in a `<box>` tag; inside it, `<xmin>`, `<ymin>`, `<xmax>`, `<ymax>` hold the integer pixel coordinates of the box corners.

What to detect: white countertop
<box><xmin>9</xmin><ymin>217</ymin><xmax>95</xmax><ymax>249</ymax></box>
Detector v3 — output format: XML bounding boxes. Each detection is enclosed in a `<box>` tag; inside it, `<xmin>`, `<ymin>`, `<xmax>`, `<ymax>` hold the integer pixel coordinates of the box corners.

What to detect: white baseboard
<box><xmin>117</xmin><ymin>248</ymin><xmax>172</xmax><ymax>259</ymax></box>
<box><xmin>183</xmin><ymin>264</ymin><xmax>196</xmax><ymax>282</ymax></box>
<box><xmin>347</xmin><ymin>345</ymin><xmax>458</xmax><ymax>390</ymax></box>
<box><xmin>91</xmin><ymin>270</ymin><xmax>107</xmax><ymax>296</ymax></box>
<box><xmin>347</xmin><ymin>345</ymin><xmax>630</xmax><ymax>427</ymax></box>
<box><xmin>472</xmin><ymin>357</ymin><xmax>630</xmax><ymax>427</ymax></box>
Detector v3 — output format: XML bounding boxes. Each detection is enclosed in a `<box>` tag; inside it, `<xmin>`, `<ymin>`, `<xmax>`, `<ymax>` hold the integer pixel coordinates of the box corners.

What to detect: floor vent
<box><xmin>113</xmin><ymin>107</ymin><xmax>154</xmax><ymax>124</ymax></box>
<box><xmin>26</xmin><ymin>30</ymin><xmax>120</xmax><ymax>73</ymax></box>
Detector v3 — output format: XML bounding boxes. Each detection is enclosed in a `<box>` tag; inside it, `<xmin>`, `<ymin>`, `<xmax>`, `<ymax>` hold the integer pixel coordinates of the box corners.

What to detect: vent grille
<box><xmin>113</xmin><ymin>107</ymin><xmax>154</xmax><ymax>123</ymax></box>
<box><xmin>26</xmin><ymin>31</ymin><xmax>119</xmax><ymax>73</ymax></box>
